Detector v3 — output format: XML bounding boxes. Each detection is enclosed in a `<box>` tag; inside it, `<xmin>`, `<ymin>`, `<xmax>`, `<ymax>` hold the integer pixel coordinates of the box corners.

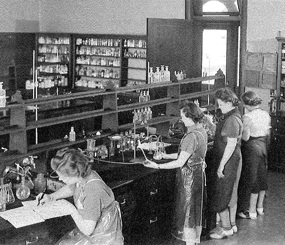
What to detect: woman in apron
<box><xmin>38</xmin><ymin>148</ymin><xmax>124</xmax><ymax>245</ymax></box>
<box><xmin>144</xmin><ymin>101</ymin><xmax>208</xmax><ymax>245</ymax></box>
<box><xmin>238</xmin><ymin>91</ymin><xmax>271</xmax><ymax>219</ymax></box>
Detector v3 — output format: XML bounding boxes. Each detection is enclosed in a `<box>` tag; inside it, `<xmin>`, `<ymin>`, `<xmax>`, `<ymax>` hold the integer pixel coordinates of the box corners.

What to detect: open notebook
<box><xmin>0</xmin><ymin>199</ymin><xmax>73</xmax><ymax>228</ymax></box>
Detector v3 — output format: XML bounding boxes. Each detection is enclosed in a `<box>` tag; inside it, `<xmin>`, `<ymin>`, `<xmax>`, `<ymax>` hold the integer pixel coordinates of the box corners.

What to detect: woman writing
<box><xmin>209</xmin><ymin>88</ymin><xmax>243</xmax><ymax>239</ymax></box>
<box><xmin>238</xmin><ymin>91</ymin><xmax>271</xmax><ymax>219</ymax></box>
<box><xmin>144</xmin><ymin>101</ymin><xmax>208</xmax><ymax>245</ymax></box>
<box><xmin>37</xmin><ymin>148</ymin><xmax>124</xmax><ymax>245</ymax></box>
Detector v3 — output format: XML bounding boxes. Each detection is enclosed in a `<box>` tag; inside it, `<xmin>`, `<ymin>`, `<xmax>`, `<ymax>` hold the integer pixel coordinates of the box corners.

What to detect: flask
<box><xmin>0</xmin><ymin>82</ymin><xmax>6</xmax><ymax>108</ymax></box>
<box><xmin>16</xmin><ymin>176</ymin><xmax>30</xmax><ymax>200</ymax></box>
<box><xmin>69</xmin><ymin>126</ymin><xmax>76</xmax><ymax>141</ymax></box>
<box><xmin>34</xmin><ymin>173</ymin><xmax>47</xmax><ymax>195</ymax></box>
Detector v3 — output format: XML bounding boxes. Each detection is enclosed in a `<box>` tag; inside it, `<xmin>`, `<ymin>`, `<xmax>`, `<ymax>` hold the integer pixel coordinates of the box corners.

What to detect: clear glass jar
<box><xmin>34</xmin><ymin>173</ymin><xmax>47</xmax><ymax>195</ymax></box>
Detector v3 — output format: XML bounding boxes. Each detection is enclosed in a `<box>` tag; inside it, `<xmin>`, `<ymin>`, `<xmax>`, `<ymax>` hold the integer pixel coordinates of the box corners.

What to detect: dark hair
<box><xmin>51</xmin><ymin>148</ymin><xmax>91</xmax><ymax>178</ymax></box>
<box><xmin>215</xmin><ymin>87</ymin><xmax>239</xmax><ymax>106</ymax></box>
<box><xmin>241</xmin><ymin>91</ymin><xmax>262</xmax><ymax>106</ymax></box>
<box><xmin>180</xmin><ymin>101</ymin><xmax>204</xmax><ymax>123</ymax></box>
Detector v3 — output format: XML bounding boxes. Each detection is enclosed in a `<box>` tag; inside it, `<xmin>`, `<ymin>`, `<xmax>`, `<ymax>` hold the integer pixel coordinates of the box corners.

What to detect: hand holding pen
<box><xmin>36</xmin><ymin>192</ymin><xmax>52</xmax><ymax>206</ymax></box>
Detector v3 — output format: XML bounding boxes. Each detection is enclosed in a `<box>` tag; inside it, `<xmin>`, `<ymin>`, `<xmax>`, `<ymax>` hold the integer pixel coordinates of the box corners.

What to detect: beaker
<box><xmin>86</xmin><ymin>138</ymin><xmax>96</xmax><ymax>151</ymax></box>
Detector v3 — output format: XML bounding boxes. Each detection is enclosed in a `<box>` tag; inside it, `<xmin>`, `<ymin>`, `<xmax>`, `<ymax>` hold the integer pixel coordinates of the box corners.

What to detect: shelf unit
<box><xmin>73</xmin><ymin>35</ymin><xmax>122</xmax><ymax>90</ymax></box>
<box><xmin>35</xmin><ymin>34</ymin><xmax>72</xmax><ymax>96</ymax></box>
<box><xmin>0</xmin><ymin>74</ymin><xmax>224</xmax><ymax>165</ymax></box>
<box><xmin>121</xmin><ymin>37</ymin><xmax>147</xmax><ymax>87</ymax></box>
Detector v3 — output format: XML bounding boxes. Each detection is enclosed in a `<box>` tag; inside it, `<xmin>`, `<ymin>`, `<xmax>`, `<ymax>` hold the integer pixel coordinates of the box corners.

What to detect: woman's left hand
<box><xmin>217</xmin><ymin>166</ymin><xmax>225</xmax><ymax>178</ymax></box>
<box><xmin>143</xmin><ymin>159</ymin><xmax>158</xmax><ymax>169</ymax></box>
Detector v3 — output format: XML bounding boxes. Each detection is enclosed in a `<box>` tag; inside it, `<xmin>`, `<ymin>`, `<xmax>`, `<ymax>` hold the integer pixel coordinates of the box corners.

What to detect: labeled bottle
<box><xmin>34</xmin><ymin>173</ymin><xmax>47</xmax><ymax>195</ymax></box>
<box><xmin>148</xmin><ymin>67</ymin><xmax>154</xmax><ymax>84</ymax></box>
<box><xmin>69</xmin><ymin>126</ymin><xmax>76</xmax><ymax>141</ymax></box>
<box><xmin>0</xmin><ymin>82</ymin><xmax>6</xmax><ymax>108</ymax></box>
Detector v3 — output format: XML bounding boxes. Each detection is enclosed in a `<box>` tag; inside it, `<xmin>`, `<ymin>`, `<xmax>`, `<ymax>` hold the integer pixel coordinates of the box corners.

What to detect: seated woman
<box><xmin>38</xmin><ymin>148</ymin><xmax>124</xmax><ymax>245</ymax></box>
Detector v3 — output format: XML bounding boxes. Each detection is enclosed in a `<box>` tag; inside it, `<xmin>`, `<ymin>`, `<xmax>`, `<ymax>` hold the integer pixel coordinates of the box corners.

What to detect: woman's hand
<box><xmin>161</xmin><ymin>152</ymin><xmax>168</xmax><ymax>159</ymax></box>
<box><xmin>217</xmin><ymin>166</ymin><xmax>225</xmax><ymax>178</ymax></box>
<box><xmin>36</xmin><ymin>193</ymin><xmax>54</xmax><ymax>205</ymax></box>
<box><xmin>143</xmin><ymin>159</ymin><xmax>159</xmax><ymax>169</ymax></box>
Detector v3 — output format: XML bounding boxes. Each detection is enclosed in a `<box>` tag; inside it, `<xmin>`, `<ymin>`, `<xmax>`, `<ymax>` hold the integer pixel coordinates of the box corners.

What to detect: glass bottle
<box><xmin>34</xmin><ymin>173</ymin><xmax>47</xmax><ymax>195</ymax></box>
<box><xmin>16</xmin><ymin>176</ymin><xmax>30</xmax><ymax>200</ymax></box>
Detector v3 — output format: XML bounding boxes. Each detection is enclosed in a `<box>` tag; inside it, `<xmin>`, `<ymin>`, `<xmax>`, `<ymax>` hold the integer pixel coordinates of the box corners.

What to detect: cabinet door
<box><xmin>147</xmin><ymin>18</ymin><xmax>199</xmax><ymax>81</ymax></box>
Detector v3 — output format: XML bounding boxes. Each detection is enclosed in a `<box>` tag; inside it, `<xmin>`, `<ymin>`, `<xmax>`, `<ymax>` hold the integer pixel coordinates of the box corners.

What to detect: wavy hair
<box><xmin>241</xmin><ymin>91</ymin><xmax>262</xmax><ymax>106</ymax></box>
<box><xmin>51</xmin><ymin>148</ymin><xmax>91</xmax><ymax>178</ymax></box>
<box><xmin>180</xmin><ymin>101</ymin><xmax>204</xmax><ymax>123</ymax></box>
<box><xmin>215</xmin><ymin>87</ymin><xmax>240</xmax><ymax>107</ymax></box>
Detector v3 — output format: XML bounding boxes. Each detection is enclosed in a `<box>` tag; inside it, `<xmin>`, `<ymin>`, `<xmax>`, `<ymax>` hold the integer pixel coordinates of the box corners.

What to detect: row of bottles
<box><xmin>26</xmin><ymin>76</ymin><xmax>68</xmax><ymax>89</ymax></box>
<box><xmin>38</xmin><ymin>45</ymin><xmax>69</xmax><ymax>55</ymax></box>
<box><xmin>76</xmin><ymin>38</ymin><xmax>121</xmax><ymax>47</ymax></box>
<box><xmin>138</xmin><ymin>90</ymin><xmax>150</xmax><ymax>102</ymax></box>
<box><xmin>38</xmin><ymin>54</ymin><xmax>69</xmax><ymax>63</ymax></box>
<box><xmin>123</xmin><ymin>39</ymin><xmax>146</xmax><ymax>48</ymax></box>
<box><xmin>38</xmin><ymin>64</ymin><xmax>68</xmax><ymax>74</ymax></box>
<box><xmin>133</xmin><ymin>107</ymin><xmax>153</xmax><ymax>124</ymax></box>
<box><xmin>76</xmin><ymin>66</ymin><xmax>120</xmax><ymax>79</ymax></box>
<box><xmin>148</xmin><ymin>65</ymin><xmax>170</xmax><ymax>83</ymax></box>
<box><xmin>174</xmin><ymin>70</ymin><xmax>187</xmax><ymax>80</ymax></box>
<box><xmin>76</xmin><ymin>47</ymin><xmax>121</xmax><ymax>57</ymax></box>
<box><xmin>38</xmin><ymin>36</ymin><xmax>70</xmax><ymax>45</ymax></box>
<box><xmin>75</xmin><ymin>78</ymin><xmax>119</xmax><ymax>89</ymax></box>
<box><xmin>76</xmin><ymin>56</ymin><xmax>120</xmax><ymax>67</ymax></box>
<box><xmin>123</xmin><ymin>49</ymin><xmax>146</xmax><ymax>59</ymax></box>
<box><xmin>126</xmin><ymin>80</ymin><xmax>146</xmax><ymax>87</ymax></box>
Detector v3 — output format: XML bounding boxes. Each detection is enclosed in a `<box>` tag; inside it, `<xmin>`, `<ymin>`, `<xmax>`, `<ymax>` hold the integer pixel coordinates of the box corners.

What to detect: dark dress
<box><xmin>172</xmin><ymin>125</ymin><xmax>208</xmax><ymax>243</ymax></box>
<box><xmin>211</xmin><ymin>108</ymin><xmax>242</xmax><ymax>213</ymax></box>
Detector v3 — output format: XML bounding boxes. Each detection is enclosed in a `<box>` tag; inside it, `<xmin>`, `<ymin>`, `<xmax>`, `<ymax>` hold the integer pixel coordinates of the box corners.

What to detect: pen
<box><xmin>37</xmin><ymin>193</ymin><xmax>44</xmax><ymax>206</ymax></box>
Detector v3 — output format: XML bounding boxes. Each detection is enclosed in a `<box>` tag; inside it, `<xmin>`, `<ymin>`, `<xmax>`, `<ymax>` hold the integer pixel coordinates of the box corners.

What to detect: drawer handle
<box><xmin>149</xmin><ymin>217</ymin><xmax>158</xmax><ymax>224</ymax></box>
<box><xmin>150</xmin><ymin>189</ymin><xmax>158</xmax><ymax>195</ymax></box>
<box><xmin>120</xmin><ymin>199</ymin><xmax>126</xmax><ymax>205</ymax></box>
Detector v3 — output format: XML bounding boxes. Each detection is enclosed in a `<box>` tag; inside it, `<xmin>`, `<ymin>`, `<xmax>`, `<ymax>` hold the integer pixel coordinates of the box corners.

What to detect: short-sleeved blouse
<box><xmin>221</xmin><ymin>114</ymin><xmax>242</xmax><ymax>139</ymax></box>
<box><xmin>74</xmin><ymin>171</ymin><xmax>114</xmax><ymax>222</ymax></box>
<box><xmin>243</xmin><ymin>109</ymin><xmax>271</xmax><ymax>137</ymax></box>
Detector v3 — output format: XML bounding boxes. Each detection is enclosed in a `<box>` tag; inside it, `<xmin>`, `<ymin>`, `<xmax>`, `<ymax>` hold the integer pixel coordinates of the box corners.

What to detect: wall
<box><xmin>39</xmin><ymin>0</ymin><xmax>185</xmax><ymax>35</ymax></box>
<box><xmin>0</xmin><ymin>0</ymin><xmax>40</xmax><ymax>32</ymax></box>
<box><xmin>247</xmin><ymin>0</ymin><xmax>285</xmax><ymax>53</ymax></box>
<box><xmin>246</xmin><ymin>0</ymin><xmax>285</xmax><ymax>111</ymax></box>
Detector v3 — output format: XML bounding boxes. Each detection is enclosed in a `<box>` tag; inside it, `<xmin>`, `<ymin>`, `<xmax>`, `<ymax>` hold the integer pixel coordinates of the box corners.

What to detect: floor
<box><xmin>155</xmin><ymin>170</ymin><xmax>285</xmax><ymax>245</ymax></box>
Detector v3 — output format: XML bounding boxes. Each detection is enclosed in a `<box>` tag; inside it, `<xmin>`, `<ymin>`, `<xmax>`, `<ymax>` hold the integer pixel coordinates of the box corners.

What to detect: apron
<box><xmin>56</xmin><ymin>179</ymin><xmax>124</xmax><ymax>245</ymax></box>
<box><xmin>172</xmin><ymin>128</ymin><xmax>207</xmax><ymax>243</ymax></box>
<box><xmin>211</xmin><ymin>108</ymin><xmax>242</xmax><ymax>213</ymax></box>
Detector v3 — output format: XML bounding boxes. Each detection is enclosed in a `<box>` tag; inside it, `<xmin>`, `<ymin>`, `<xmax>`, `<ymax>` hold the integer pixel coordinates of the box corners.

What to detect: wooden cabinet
<box><xmin>268</xmin><ymin>114</ymin><xmax>285</xmax><ymax>171</ymax></box>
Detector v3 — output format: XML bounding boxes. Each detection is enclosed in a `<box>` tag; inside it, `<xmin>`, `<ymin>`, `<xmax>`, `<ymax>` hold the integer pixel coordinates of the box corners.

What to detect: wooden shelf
<box><xmin>0</xmin><ymin>125</ymin><xmax>24</xmax><ymax>136</ymax></box>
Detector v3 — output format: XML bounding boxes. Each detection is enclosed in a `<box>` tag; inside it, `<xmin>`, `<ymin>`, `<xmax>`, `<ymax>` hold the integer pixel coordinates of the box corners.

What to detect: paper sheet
<box><xmin>22</xmin><ymin>199</ymin><xmax>73</xmax><ymax>220</ymax></box>
<box><xmin>0</xmin><ymin>206</ymin><xmax>44</xmax><ymax>228</ymax></box>
<box><xmin>0</xmin><ymin>199</ymin><xmax>73</xmax><ymax>228</ymax></box>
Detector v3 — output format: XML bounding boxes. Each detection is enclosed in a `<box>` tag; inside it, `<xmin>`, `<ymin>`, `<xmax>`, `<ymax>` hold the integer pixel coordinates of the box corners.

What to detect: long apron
<box><xmin>211</xmin><ymin>108</ymin><xmax>242</xmax><ymax>213</ymax></box>
<box><xmin>172</xmin><ymin>130</ymin><xmax>207</xmax><ymax>243</ymax></box>
<box><xmin>56</xmin><ymin>179</ymin><xmax>124</xmax><ymax>245</ymax></box>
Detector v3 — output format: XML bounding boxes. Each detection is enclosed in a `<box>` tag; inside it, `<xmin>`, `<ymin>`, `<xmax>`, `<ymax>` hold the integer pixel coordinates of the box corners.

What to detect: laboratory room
<box><xmin>0</xmin><ymin>0</ymin><xmax>285</xmax><ymax>244</ymax></box>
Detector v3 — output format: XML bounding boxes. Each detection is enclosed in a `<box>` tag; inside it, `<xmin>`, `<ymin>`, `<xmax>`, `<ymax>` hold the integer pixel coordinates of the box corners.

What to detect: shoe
<box><xmin>210</xmin><ymin>228</ymin><xmax>233</xmax><ymax>239</ymax></box>
<box><xmin>231</xmin><ymin>225</ymin><xmax>238</xmax><ymax>233</ymax></box>
<box><xmin>257</xmin><ymin>208</ymin><xmax>264</xmax><ymax>215</ymax></box>
<box><xmin>237</xmin><ymin>211</ymin><xmax>257</xmax><ymax>220</ymax></box>
<box><xmin>210</xmin><ymin>225</ymin><xmax>221</xmax><ymax>234</ymax></box>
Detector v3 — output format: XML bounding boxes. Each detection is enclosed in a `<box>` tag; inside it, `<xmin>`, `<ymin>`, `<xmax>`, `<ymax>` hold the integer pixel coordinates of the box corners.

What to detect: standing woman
<box><xmin>144</xmin><ymin>101</ymin><xmax>208</xmax><ymax>245</ymax></box>
<box><xmin>38</xmin><ymin>148</ymin><xmax>124</xmax><ymax>245</ymax></box>
<box><xmin>209</xmin><ymin>88</ymin><xmax>243</xmax><ymax>239</ymax></box>
<box><xmin>238</xmin><ymin>91</ymin><xmax>271</xmax><ymax>219</ymax></box>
